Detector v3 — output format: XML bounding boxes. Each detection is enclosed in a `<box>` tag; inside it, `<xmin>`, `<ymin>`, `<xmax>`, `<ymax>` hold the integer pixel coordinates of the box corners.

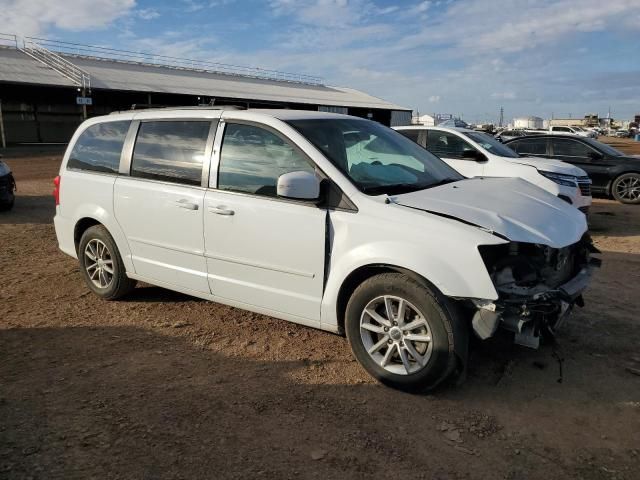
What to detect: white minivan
<box><xmin>54</xmin><ymin>108</ymin><xmax>598</xmax><ymax>391</ymax></box>
<box><xmin>394</xmin><ymin>126</ymin><xmax>592</xmax><ymax>213</ymax></box>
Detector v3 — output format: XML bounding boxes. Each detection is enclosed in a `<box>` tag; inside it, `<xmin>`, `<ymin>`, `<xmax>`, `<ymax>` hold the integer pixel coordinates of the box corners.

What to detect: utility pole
<box><xmin>499</xmin><ymin>106</ymin><xmax>504</xmax><ymax>128</ymax></box>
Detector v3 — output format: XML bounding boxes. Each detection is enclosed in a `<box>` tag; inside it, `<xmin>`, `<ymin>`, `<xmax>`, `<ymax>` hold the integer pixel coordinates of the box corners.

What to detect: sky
<box><xmin>1</xmin><ymin>0</ymin><xmax>639</xmax><ymax>123</ymax></box>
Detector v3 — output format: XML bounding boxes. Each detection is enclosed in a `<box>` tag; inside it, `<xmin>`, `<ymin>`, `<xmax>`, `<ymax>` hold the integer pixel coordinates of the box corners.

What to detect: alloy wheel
<box><xmin>615</xmin><ymin>175</ymin><xmax>640</xmax><ymax>202</ymax></box>
<box><xmin>84</xmin><ymin>239</ymin><xmax>114</xmax><ymax>289</ymax></box>
<box><xmin>359</xmin><ymin>295</ymin><xmax>433</xmax><ymax>375</ymax></box>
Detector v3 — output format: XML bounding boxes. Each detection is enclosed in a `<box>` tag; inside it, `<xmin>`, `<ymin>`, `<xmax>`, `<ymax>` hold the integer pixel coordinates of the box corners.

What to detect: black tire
<box><xmin>78</xmin><ymin>225</ymin><xmax>136</xmax><ymax>300</ymax></box>
<box><xmin>0</xmin><ymin>199</ymin><xmax>14</xmax><ymax>211</ymax></box>
<box><xmin>345</xmin><ymin>272</ymin><xmax>461</xmax><ymax>392</ymax></box>
<box><xmin>611</xmin><ymin>173</ymin><xmax>640</xmax><ymax>204</ymax></box>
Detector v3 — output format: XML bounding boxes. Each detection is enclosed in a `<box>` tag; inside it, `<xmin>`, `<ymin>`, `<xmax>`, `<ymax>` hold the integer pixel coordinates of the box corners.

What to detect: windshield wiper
<box><xmin>362</xmin><ymin>178</ymin><xmax>459</xmax><ymax>195</ymax></box>
<box><xmin>424</xmin><ymin>177</ymin><xmax>459</xmax><ymax>189</ymax></box>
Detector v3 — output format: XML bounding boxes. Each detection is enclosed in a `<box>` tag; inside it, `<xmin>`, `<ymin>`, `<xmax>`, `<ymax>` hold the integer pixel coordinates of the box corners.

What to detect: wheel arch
<box><xmin>70</xmin><ymin>211</ymin><xmax>134</xmax><ymax>273</ymax></box>
<box><xmin>335</xmin><ymin>263</ymin><xmax>448</xmax><ymax>336</ymax></box>
<box><xmin>74</xmin><ymin>217</ymin><xmax>103</xmax><ymax>254</ymax></box>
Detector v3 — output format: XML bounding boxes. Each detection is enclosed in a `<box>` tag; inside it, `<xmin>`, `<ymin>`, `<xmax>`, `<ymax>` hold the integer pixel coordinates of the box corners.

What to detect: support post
<box><xmin>82</xmin><ymin>88</ymin><xmax>87</xmax><ymax>120</ymax></box>
<box><xmin>0</xmin><ymin>99</ymin><xmax>6</xmax><ymax>148</ymax></box>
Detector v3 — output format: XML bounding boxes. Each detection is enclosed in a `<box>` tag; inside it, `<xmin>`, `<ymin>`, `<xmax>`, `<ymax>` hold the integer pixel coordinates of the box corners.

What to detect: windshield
<box><xmin>286</xmin><ymin>118</ymin><xmax>463</xmax><ymax>195</ymax></box>
<box><xmin>462</xmin><ymin>131</ymin><xmax>520</xmax><ymax>158</ymax></box>
<box><xmin>583</xmin><ymin>137</ymin><xmax>625</xmax><ymax>156</ymax></box>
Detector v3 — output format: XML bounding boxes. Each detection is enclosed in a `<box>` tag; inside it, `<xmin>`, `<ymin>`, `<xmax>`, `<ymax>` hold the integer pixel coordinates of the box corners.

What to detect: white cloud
<box><xmin>0</xmin><ymin>0</ymin><xmax>136</xmax><ymax>36</ymax></box>
<box><xmin>411</xmin><ymin>1</ymin><xmax>430</xmax><ymax>14</ymax></box>
<box><xmin>400</xmin><ymin>0</ymin><xmax>639</xmax><ymax>55</ymax></box>
<box><xmin>491</xmin><ymin>92</ymin><xmax>516</xmax><ymax>100</ymax></box>
<box><xmin>428</xmin><ymin>95</ymin><xmax>440</xmax><ymax>103</ymax></box>
<box><xmin>137</xmin><ymin>8</ymin><xmax>161</xmax><ymax>20</ymax></box>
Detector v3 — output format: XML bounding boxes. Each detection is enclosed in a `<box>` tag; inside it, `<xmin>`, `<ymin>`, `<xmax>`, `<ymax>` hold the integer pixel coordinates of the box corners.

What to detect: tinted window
<box><xmin>426</xmin><ymin>130</ymin><xmax>474</xmax><ymax>158</ymax></box>
<box><xmin>553</xmin><ymin>127</ymin><xmax>571</xmax><ymax>132</ymax></box>
<box><xmin>463</xmin><ymin>131</ymin><xmax>519</xmax><ymax>158</ymax></box>
<box><xmin>218</xmin><ymin>123</ymin><xmax>314</xmax><ymax>197</ymax></box>
<box><xmin>510</xmin><ymin>138</ymin><xmax>547</xmax><ymax>155</ymax></box>
<box><xmin>67</xmin><ymin>121</ymin><xmax>130</xmax><ymax>173</ymax></box>
<box><xmin>398</xmin><ymin>130</ymin><xmax>420</xmax><ymax>142</ymax></box>
<box><xmin>552</xmin><ymin>138</ymin><xmax>591</xmax><ymax>157</ymax></box>
<box><xmin>131</xmin><ymin>121</ymin><xmax>211</xmax><ymax>186</ymax></box>
<box><xmin>582</xmin><ymin>137</ymin><xmax>623</xmax><ymax>157</ymax></box>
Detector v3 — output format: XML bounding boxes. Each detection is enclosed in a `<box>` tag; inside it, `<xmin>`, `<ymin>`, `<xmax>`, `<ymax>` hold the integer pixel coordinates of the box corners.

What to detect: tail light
<box><xmin>53</xmin><ymin>175</ymin><xmax>61</xmax><ymax>206</ymax></box>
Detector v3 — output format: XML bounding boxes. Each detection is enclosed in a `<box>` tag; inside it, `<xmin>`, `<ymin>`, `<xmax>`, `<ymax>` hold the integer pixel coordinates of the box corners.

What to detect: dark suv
<box><xmin>0</xmin><ymin>157</ymin><xmax>16</xmax><ymax>211</ymax></box>
<box><xmin>506</xmin><ymin>135</ymin><xmax>640</xmax><ymax>204</ymax></box>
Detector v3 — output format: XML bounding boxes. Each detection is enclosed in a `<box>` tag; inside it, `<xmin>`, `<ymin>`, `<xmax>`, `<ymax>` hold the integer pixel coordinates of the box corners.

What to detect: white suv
<box><xmin>394</xmin><ymin>126</ymin><xmax>592</xmax><ymax>213</ymax></box>
<box><xmin>54</xmin><ymin>108</ymin><xmax>598</xmax><ymax>391</ymax></box>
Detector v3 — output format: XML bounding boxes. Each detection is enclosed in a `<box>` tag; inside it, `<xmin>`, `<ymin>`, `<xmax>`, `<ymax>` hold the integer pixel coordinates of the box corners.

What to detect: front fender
<box><xmin>320</xmin><ymin>211</ymin><xmax>505</xmax><ymax>330</ymax></box>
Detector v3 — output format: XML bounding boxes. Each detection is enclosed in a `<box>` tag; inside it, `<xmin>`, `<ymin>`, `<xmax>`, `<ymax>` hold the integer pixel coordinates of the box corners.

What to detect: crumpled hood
<box><xmin>508</xmin><ymin>156</ymin><xmax>587</xmax><ymax>176</ymax></box>
<box><xmin>393</xmin><ymin>177</ymin><xmax>587</xmax><ymax>248</ymax></box>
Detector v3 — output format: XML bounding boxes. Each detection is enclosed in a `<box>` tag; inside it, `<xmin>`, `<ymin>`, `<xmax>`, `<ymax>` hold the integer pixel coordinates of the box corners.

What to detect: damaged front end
<box><xmin>472</xmin><ymin>235</ymin><xmax>601</xmax><ymax>348</ymax></box>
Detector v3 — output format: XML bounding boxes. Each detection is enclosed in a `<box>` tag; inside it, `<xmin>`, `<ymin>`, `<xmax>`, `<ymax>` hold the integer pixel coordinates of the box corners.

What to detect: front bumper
<box><xmin>471</xmin><ymin>255</ymin><xmax>601</xmax><ymax>348</ymax></box>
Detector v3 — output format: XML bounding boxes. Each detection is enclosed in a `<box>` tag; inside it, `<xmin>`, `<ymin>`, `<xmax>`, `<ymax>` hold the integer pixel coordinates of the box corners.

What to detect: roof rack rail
<box><xmin>109</xmin><ymin>104</ymin><xmax>249</xmax><ymax>113</ymax></box>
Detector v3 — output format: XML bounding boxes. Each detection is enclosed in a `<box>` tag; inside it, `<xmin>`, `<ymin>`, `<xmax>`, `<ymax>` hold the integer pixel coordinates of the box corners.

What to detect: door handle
<box><xmin>175</xmin><ymin>199</ymin><xmax>199</xmax><ymax>210</ymax></box>
<box><xmin>208</xmin><ymin>206</ymin><xmax>235</xmax><ymax>216</ymax></box>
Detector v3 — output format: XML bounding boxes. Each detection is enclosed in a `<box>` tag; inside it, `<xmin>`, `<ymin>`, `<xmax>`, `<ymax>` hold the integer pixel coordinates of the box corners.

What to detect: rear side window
<box><xmin>552</xmin><ymin>127</ymin><xmax>571</xmax><ymax>132</ymax></box>
<box><xmin>511</xmin><ymin>138</ymin><xmax>547</xmax><ymax>155</ymax></box>
<box><xmin>398</xmin><ymin>130</ymin><xmax>419</xmax><ymax>142</ymax></box>
<box><xmin>67</xmin><ymin>121</ymin><xmax>130</xmax><ymax>173</ymax></box>
<box><xmin>217</xmin><ymin>123</ymin><xmax>314</xmax><ymax>197</ymax></box>
<box><xmin>551</xmin><ymin>139</ymin><xmax>591</xmax><ymax>157</ymax></box>
<box><xmin>131</xmin><ymin>121</ymin><xmax>211</xmax><ymax>186</ymax></box>
<box><xmin>426</xmin><ymin>130</ymin><xmax>473</xmax><ymax>158</ymax></box>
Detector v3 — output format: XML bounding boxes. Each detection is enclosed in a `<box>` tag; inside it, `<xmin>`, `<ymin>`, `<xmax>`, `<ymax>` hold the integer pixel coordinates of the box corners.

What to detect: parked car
<box><xmin>549</xmin><ymin>125</ymin><xmax>597</xmax><ymax>138</ymax></box>
<box><xmin>54</xmin><ymin>108</ymin><xmax>598</xmax><ymax>392</ymax></box>
<box><xmin>613</xmin><ymin>130</ymin><xmax>630</xmax><ymax>138</ymax></box>
<box><xmin>0</xmin><ymin>156</ymin><xmax>16</xmax><ymax>211</ymax></box>
<box><xmin>494</xmin><ymin>129</ymin><xmax>527</xmax><ymax>142</ymax></box>
<box><xmin>394</xmin><ymin>126</ymin><xmax>592</xmax><ymax>213</ymax></box>
<box><xmin>505</xmin><ymin>134</ymin><xmax>640</xmax><ymax>204</ymax></box>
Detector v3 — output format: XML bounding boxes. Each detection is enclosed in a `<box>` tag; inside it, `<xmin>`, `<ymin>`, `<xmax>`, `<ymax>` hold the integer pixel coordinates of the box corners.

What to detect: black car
<box><xmin>505</xmin><ymin>135</ymin><xmax>640</xmax><ymax>204</ymax></box>
<box><xmin>0</xmin><ymin>158</ymin><xmax>16</xmax><ymax>211</ymax></box>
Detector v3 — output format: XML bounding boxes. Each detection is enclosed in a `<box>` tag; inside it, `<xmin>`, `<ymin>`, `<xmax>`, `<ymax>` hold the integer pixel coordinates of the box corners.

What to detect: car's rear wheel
<box><xmin>345</xmin><ymin>272</ymin><xmax>460</xmax><ymax>392</ymax></box>
<box><xmin>612</xmin><ymin>173</ymin><xmax>640</xmax><ymax>204</ymax></box>
<box><xmin>78</xmin><ymin>225</ymin><xmax>136</xmax><ymax>299</ymax></box>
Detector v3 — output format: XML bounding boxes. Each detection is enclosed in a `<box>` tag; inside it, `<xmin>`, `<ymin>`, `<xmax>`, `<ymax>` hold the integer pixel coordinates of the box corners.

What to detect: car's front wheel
<box><xmin>612</xmin><ymin>173</ymin><xmax>640</xmax><ymax>204</ymax></box>
<box><xmin>345</xmin><ymin>272</ymin><xmax>460</xmax><ymax>392</ymax></box>
<box><xmin>78</xmin><ymin>225</ymin><xmax>137</xmax><ymax>300</ymax></box>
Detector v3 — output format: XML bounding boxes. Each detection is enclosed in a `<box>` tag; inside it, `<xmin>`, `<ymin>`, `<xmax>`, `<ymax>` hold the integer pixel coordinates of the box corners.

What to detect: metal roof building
<box><xmin>0</xmin><ymin>34</ymin><xmax>411</xmax><ymax>145</ymax></box>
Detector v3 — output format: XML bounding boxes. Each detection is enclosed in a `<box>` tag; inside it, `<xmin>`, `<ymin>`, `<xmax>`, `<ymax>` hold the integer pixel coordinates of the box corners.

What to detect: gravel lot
<box><xmin>1</xmin><ymin>140</ymin><xmax>639</xmax><ymax>479</ymax></box>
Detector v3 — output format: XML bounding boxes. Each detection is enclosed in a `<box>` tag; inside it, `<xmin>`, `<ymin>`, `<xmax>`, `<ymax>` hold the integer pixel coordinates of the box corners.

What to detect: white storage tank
<box><xmin>513</xmin><ymin>116</ymin><xmax>544</xmax><ymax>130</ymax></box>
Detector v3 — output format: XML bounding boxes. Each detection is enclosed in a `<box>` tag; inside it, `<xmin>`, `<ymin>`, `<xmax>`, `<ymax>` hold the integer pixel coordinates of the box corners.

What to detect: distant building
<box><xmin>513</xmin><ymin>116</ymin><xmax>544</xmax><ymax>129</ymax></box>
<box><xmin>584</xmin><ymin>114</ymin><xmax>599</xmax><ymax>127</ymax></box>
<box><xmin>412</xmin><ymin>114</ymin><xmax>436</xmax><ymax>126</ymax></box>
<box><xmin>548</xmin><ymin>118</ymin><xmax>586</xmax><ymax>127</ymax></box>
<box><xmin>0</xmin><ymin>34</ymin><xmax>410</xmax><ymax>144</ymax></box>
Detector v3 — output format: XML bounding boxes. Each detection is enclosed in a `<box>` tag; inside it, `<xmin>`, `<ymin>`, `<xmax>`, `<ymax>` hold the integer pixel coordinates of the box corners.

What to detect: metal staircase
<box><xmin>20</xmin><ymin>37</ymin><xmax>91</xmax><ymax>92</ymax></box>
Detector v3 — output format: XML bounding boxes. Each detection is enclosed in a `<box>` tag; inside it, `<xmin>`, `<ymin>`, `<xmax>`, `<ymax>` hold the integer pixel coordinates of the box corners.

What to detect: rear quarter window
<box><xmin>67</xmin><ymin>121</ymin><xmax>131</xmax><ymax>174</ymax></box>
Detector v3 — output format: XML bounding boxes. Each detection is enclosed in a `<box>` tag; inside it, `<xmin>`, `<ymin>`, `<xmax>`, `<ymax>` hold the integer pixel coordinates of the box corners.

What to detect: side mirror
<box><xmin>277</xmin><ymin>171</ymin><xmax>320</xmax><ymax>200</ymax></box>
<box><xmin>589</xmin><ymin>151</ymin><xmax>604</xmax><ymax>160</ymax></box>
<box><xmin>462</xmin><ymin>149</ymin><xmax>486</xmax><ymax>162</ymax></box>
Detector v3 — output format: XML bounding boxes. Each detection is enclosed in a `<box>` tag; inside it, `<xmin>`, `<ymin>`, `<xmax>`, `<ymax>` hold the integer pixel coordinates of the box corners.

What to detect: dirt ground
<box><xmin>1</xmin><ymin>141</ymin><xmax>639</xmax><ymax>480</ymax></box>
